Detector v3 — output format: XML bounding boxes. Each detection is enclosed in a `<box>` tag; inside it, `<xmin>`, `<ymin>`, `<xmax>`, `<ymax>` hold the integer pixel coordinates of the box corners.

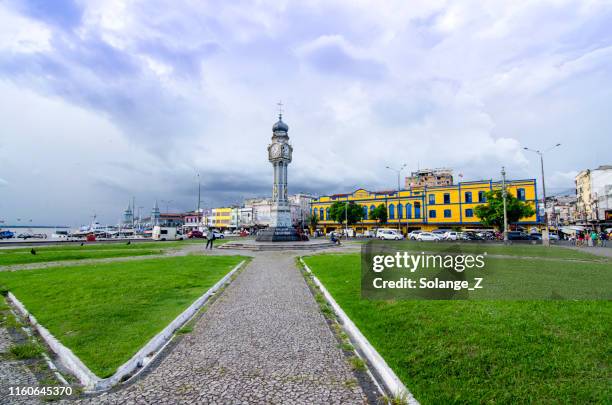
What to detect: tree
<box><xmin>474</xmin><ymin>190</ymin><xmax>535</xmax><ymax>231</ymax></box>
<box><xmin>308</xmin><ymin>214</ymin><xmax>318</xmax><ymax>230</ymax></box>
<box><xmin>369</xmin><ymin>203</ymin><xmax>388</xmax><ymax>225</ymax></box>
<box><xmin>328</xmin><ymin>201</ymin><xmax>364</xmax><ymax>225</ymax></box>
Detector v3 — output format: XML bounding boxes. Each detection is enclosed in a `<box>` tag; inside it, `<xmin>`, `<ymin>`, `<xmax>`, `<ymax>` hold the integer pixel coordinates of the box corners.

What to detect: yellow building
<box><xmin>310</xmin><ymin>179</ymin><xmax>539</xmax><ymax>234</ymax></box>
<box><xmin>212</xmin><ymin>207</ymin><xmax>232</xmax><ymax>229</ymax></box>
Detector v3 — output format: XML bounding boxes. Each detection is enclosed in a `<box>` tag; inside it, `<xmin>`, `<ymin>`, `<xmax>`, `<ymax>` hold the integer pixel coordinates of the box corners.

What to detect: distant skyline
<box><xmin>1</xmin><ymin>0</ymin><xmax>611</xmax><ymax>226</ymax></box>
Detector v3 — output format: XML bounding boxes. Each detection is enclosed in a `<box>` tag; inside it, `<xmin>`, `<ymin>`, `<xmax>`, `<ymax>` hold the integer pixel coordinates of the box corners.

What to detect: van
<box><xmin>152</xmin><ymin>226</ymin><xmax>184</xmax><ymax>241</ymax></box>
<box><xmin>376</xmin><ymin>228</ymin><xmax>404</xmax><ymax>240</ymax></box>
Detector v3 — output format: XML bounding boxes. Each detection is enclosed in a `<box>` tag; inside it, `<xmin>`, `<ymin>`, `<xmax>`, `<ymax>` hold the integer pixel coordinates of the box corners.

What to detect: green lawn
<box><xmin>367</xmin><ymin>240</ymin><xmax>609</xmax><ymax>261</ymax></box>
<box><xmin>0</xmin><ymin>255</ymin><xmax>245</xmax><ymax>377</ymax></box>
<box><xmin>303</xmin><ymin>253</ymin><xmax>612</xmax><ymax>404</ymax></box>
<box><xmin>0</xmin><ymin>239</ymin><xmax>225</xmax><ymax>266</ymax></box>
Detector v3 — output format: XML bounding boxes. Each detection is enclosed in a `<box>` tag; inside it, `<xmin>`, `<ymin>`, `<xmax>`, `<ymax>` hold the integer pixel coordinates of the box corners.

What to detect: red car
<box><xmin>188</xmin><ymin>230</ymin><xmax>204</xmax><ymax>238</ymax></box>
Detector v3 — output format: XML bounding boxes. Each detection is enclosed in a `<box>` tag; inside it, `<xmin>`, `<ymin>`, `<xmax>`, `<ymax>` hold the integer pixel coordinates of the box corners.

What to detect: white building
<box><xmin>544</xmin><ymin>195</ymin><xmax>577</xmax><ymax>227</ymax></box>
<box><xmin>576</xmin><ymin>165</ymin><xmax>612</xmax><ymax>225</ymax></box>
<box><xmin>289</xmin><ymin>193</ymin><xmax>316</xmax><ymax>227</ymax></box>
<box><xmin>242</xmin><ymin>194</ymin><xmax>314</xmax><ymax>228</ymax></box>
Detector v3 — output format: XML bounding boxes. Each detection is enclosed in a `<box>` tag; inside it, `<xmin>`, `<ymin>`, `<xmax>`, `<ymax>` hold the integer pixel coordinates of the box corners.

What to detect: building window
<box><xmin>478</xmin><ymin>191</ymin><xmax>486</xmax><ymax>203</ymax></box>
<box><xmin>443</xmin><ymin>193</ymin><xmax>450</xmax><ymax>204</ymax></box>
<box><xmin>370</xmin><ymin>205</ymin><xmax>376</xmax><ymax>215</ymax></box>
<box><xmin>319</xmin><ymin>208</ymin><xmax>323</xmax><ymax>220</ymax></box>
<box><xmin>465</xmin><ymin>191</ymin><xmax>472</xmax><ymax>203</ymax></box>
<box><xmin>389</xmin><ymin>204</ymin><xmax>395</xmax><ymax>219</ymax></box>
<box><xmin>398</xmin><ymin>203</ymin><xmax>403</xmax><ymax>219</ymax></box>
<box><xmin>406</xmin><ymin>203</ymin><xmax>412</xmax><ymax>219</ymax></box>
<box><xmin>363</xmin><ymin>206</ymin><xmax>368</xmax><ymax>220</ymax></box>
<box><xmin>429</xmin><ymin>194</ymin><xmax>435</xmax><ymax>204</ymax></box>
<box><xmin>326</xmin><ymin>208</ymin><xmax>330</xmax><ymax>220</ymax></box>
<box><xmin>517</xmin><ymin>188</ymin><xmax>526</xmax><ymax>201</ymax></box>
<box><xmin>415</xmin><ymin>203</ymin><xmax>421</xmax><ymax>218</ymax></box>
<box><xmin>465</xmin><ymin>209</ymin><xmax>474</xmax><ymax>218</ymax></box>
<box><xmin>429</xmin><ymin>209</ymin><xmax>436</xmax><ymax>218</ymax></box>
<box><xmin>444</xmin><ymin>209</ymin><xmax>451</xmax><ymax>218</ymax></box>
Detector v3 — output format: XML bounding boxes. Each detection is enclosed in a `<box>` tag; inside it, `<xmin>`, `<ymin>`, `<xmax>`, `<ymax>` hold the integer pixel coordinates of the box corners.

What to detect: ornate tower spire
<box><xmin>256</xmin><ymin>105</ymin><xmax>299</xmax><ymax>241</ymax></box>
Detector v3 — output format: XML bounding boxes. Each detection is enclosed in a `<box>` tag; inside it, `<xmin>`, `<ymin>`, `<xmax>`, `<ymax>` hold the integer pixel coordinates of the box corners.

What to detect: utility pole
<box><xmin>197</xmin><ymin>173</ymin><xmax>201</xmax><ymax>229</ymax></box>
<box><xmin>386</xmin><ymin>163</ymin><xmax>407</xmax><ymax>232</ymax></box>
<box><xmin>502</xmin><ymin>166</ymin><xmax>508</xmax><ymax>243</ymax></box>
<box><xmin>132</xmin><ymin>196</ymin><xmax>136</xmax><ymax>229</ymax></box>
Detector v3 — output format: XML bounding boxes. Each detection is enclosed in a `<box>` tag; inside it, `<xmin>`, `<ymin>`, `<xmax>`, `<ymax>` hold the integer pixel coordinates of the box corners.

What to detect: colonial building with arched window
<box><xmin>309</xmin><ymin>178</ymin><xmax>539</xmax><ymax>234</ymax></box>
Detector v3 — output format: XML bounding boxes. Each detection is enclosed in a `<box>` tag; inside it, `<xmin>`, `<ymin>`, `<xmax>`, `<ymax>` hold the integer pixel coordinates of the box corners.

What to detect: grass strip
<box><xmin>304</xmin><ymin>252</ymin><xmax>611</xmax><ymax>404</ymax></box>
<box><xmin>0</xmin><ymin>255</ymin><xmax>245</xmax><ymax>377</ymax></box>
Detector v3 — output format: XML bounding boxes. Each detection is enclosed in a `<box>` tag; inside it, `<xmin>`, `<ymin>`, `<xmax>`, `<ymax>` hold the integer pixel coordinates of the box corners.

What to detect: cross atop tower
<box><xmin>277</xmin><ymin>100</ymin><xmax>283</xmax><ymax>119</ymax></box>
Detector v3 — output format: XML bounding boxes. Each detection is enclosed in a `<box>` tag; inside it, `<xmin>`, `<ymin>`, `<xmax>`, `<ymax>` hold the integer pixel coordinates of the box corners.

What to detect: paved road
<box><xmin>63</xmin><ymin>250</ymin><xmax>369</xmax><ymax>404</ymax></box>
<box><xmin>560</xmin><ymin>245</ymin><xmax>612</xmax><ymax>258</ymax></box>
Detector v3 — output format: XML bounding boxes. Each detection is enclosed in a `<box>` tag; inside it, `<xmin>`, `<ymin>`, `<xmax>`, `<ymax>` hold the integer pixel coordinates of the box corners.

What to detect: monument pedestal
<box><xmin>256</xmin><ymin>226</ymin><xmax>300</xmax><ymax>242</ymax></box>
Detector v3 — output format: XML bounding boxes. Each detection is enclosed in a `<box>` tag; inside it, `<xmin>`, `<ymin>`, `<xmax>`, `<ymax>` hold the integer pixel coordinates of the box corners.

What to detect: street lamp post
<box><xmin>161</xmin><ymin>200</ymin><xmax>173</xmax><ymax>214</ymax></box>
<box><xmin>501</xmin><ymin>167</ymin><xmax>508</xmax><ymax>243</ymax></box>
<box><xmin>197</xmin><ymin>173</ymin><xmax>201</xmax><ymax>223</ymax></box>
<box><xmin>386</xmin><ymin>164</ymin><xmax>407</xmax><ymax>232</ymax></box>
<box><xmin>523</xmin><ymin>143</ymin><xmax>561</xmax><ymax>241</ymax></box>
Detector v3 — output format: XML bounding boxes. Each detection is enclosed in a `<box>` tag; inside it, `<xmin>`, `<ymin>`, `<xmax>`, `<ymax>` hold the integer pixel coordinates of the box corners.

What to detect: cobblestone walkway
<box><xmin>65</xmin><ymin>250</ymin><xmax>368</xmax><ymax>404</ymax></box>
<box><xmin>0</xmin><ymin>321</ymin><xmax>40</xmax><ymax>404</ymax></box>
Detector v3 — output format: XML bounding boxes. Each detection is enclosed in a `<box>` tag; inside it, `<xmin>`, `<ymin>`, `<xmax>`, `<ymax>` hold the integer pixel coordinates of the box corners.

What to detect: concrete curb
<box><xmin>7</xmin><ymin>259</ymin><xmax>246</xmax><ymax>392</ymax></box>
<box><xmin>300</xmin><ymin>258</ymin><xmax>419</xmax><ymax>405</ymax></box>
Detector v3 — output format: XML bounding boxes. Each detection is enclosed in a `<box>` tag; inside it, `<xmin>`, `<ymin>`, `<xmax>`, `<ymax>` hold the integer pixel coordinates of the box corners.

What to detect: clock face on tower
<box><xmin>269</xmin><ymin>143</ymin><xmax>282</xmax><ymax>159</ymax></box>
<box><xmin>282</xmin><ymin>143</ymin><xmax>291</xmax><ymax>159</ymax></box>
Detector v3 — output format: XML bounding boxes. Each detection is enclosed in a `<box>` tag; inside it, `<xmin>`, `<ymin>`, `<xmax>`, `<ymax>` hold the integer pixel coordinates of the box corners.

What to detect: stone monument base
<box><xmin>255</xmin><ymin>226</ymin><xmax>301</xmax><ymax>242</ymax></box>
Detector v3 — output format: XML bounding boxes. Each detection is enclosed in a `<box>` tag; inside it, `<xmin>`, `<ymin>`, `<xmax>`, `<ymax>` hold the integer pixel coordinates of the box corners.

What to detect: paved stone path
<box><xmin>61</xmin><ymin>249</ymin><xmax>369</xmax><ymax>404</ymax></box>
<box><xmin>0</xmin><ymin>317</ymin><xmax>40</xmax><ymax>404</ymax></box>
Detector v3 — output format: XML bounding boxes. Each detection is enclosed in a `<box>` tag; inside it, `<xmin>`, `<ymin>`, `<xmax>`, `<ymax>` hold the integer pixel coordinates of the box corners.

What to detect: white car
<box><xmin>376</xmin><ymin>229</ymin><xmax>404</xmax><ymax>240</ymax></box>
<box><xmin>408</xmin><ymin>231</ymin><xmax>422</xmax><ymax>240</ymax></box>
<box><xmin>416</xmin><ymin>232</ymin><xmax>441</xmax><ymax>241</ymax></box>
<box><xmin>443</xmin><ymin>231</ymin><xmax>459</xmax><ymax>240</ymax></box>
<box><xmin>204</xmin><ymin>231</ymin><xmax>225</xmax><ymax>239</ymax></box>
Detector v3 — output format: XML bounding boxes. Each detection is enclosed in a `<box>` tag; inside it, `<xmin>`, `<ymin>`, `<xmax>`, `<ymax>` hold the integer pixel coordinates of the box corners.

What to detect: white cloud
<box><xmin>1</xmin><ymin>0</ymin><xmax>611</xmax><ymax>224</ymax></box>
<box><xmin>0</xmin><ymin>4</ymin><xmax>51</xmax><ymax>53</ymax></box>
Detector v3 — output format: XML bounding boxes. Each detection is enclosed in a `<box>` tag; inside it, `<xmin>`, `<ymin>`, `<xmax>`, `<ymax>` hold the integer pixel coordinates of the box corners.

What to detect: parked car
<box><xmin>462</xmin><ymin>232</ymin><xmax>483</xmax><ymax>241</ymax></box>
<box><xmin>188</xmin><ymin>230</ymin><xmax>204</xmax><ymax>238</ymax></box>
<box><xmin>0</xmin><ymin>230</ymin><xmax>15</xmax><ymax>239</ymax></box>
<box><xmin>213</xmin><ymin>231</ymin><xmax>224</xmax><ymax>239</ymax></box>
<box><xmin>408</xmin><ymin>230</ymin><xmax>422</xmax><ymax>240</ymax></box>
<box><xmin>507</xmin><ymin>231</ymin><xmax>534</xmax><ymax>240</ymax></box>
<box><xmin>17</xmin><ymin>233</ymin><xmax>35</xmax><ymax>239</ymax></box>
<box><xmin>432</xmin><ymin>229</ymin><xmax>449</xmax><ymax>236</ymax></box>
<box><xmin>530</xmin><ymin>232</ymin><xmax>560</xmax><ymax>241</ymax></box>
<box><xmin>376</xmin><ymin>228</ymin><xmax>404</xmax><ymax>240</ymax></box>
<box><xmin>363</xmin><ymin>230</ymin><xmax>375</xmax><ymax>238</ymax></box>
<box><xmin>443</xmin><ymin>231</ymin><xmax>460</xmax><ymax>240</ymax></box>
<box><xmin>416</xmin><ymin>232</ymin><xmax>441</xmax><ymax>241</ymax></box>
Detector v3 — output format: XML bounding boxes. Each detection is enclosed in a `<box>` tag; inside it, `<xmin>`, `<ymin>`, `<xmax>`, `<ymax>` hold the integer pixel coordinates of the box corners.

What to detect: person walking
<box><xmin>599</xmin><ymin>231</ymin><xmax>608</xmax><ymax>247</ymax></box>
<box><xmin>205</xmin><ymin>230</ymin><xmax>215</xmax><ymax>250</ymax></box>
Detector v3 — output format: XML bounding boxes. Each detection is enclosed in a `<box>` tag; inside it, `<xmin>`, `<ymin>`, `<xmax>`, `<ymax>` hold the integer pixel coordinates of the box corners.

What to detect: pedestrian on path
<box><xmin>205</xmin><ymin>230</ymin><xmax>215</xmax><ymax>250</ymax></box>
<box><xmin>586</xmin><ymin>232</ymin><xmax>593</xmax><ymax>247</ymax></box>
<box><xmin>590</xmin><ymin>230</ymin><xmax>598</xmax><ymax>247</ymax></box>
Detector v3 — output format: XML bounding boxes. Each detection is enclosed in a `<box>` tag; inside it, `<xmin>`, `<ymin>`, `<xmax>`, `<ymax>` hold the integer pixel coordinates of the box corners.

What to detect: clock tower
<box><xmin>256</xmin><ymin>108</ymin><xmax>300</xmax><ymax>241</ymax></box>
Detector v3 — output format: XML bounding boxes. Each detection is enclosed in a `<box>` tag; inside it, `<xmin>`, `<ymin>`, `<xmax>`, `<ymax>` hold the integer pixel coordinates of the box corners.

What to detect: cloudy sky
<box><xmin>1</xmin><ymin>0</ymin><xmax>611</xmax><ymax>226</ymax></box>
